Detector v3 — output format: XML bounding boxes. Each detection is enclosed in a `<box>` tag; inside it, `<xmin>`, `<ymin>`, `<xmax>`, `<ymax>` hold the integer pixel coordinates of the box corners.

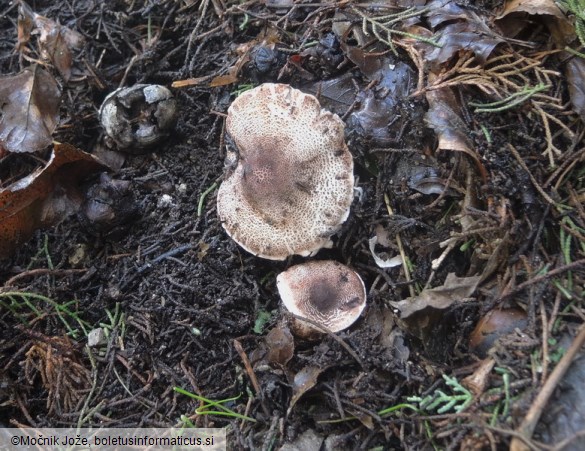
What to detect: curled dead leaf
<box><xmin>18</xmin><ymin>2</ymin><xmax>84</xmax><ymax>81</ymax></box>
<box><xmin>16</xmin><ymin>2</ymin><xmax>34</xmax><ymax>51</ymax></box>
<box><xmin>499</xmin><ymin>0</ymin><xmax>565</xmax><ymax>17</ymax></box>
<box><xmin>339</xmin><ymin>42</ymin><xmax>415</xmax><ymax>144</ymax></box>
<box><xmin>425</xmin><ymin>85</ymin><xmax>488</xmax><ymax>182</ymax></box>
<box><xmin>390</xmin><ymin>273</ymin><xmax>481</xmax><ymax>341</ymax></box>
<box><xmin>496</xmin><ymin>0</ymin><xmax>574</xmax><ymax>44</ymax></box>
<box><xmin>0</xmin><ymin>142</ymin><xmax>107</xmax><ymax>259</ymax></box>
<box><xmin>368</xmin><ymin>235</ymin><xmax>402</xmax><ymax>269</ymax></box>
<box><xmin>0</xmin><ymin>66</ymin><xmax>61</xmax><ymax>154</ymax></box>
<box><xmin>288</xmin><ymin>365</ymin><xmax>325</xmax><ymax>413</ymax></box>
<box><xmin>390</xmin><ymin>273</ymin><xmax>481</xmax><ymax>319</ymax></box>
<box><xmin>299</xmin><ymin>74</ymin><xmax>355</xmax><ymax>116</ymax></box>
<box><xmin>425</xmin><ymin>87</ymin><xmax>473</xmax><ymax>154</ymax></box>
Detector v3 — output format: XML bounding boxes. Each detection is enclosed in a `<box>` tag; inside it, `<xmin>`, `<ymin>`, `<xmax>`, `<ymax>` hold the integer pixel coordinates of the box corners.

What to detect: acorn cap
<box><xmin>276</xmin><ymin>260</ymin><xmax>367</xmax><ymax>334</ymax></box>
<box><xmin>216</xmin><ymin>83</ymin><xmax>354</xmax><ymax>260</ymax></box>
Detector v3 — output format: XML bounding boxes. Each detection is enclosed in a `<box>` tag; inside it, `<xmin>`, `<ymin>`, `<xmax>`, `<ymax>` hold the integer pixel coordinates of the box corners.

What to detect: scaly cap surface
<box><xmin>217</xmin><ymin>83</ymin><xmax>354</xmax><ymax>260</ymax></box>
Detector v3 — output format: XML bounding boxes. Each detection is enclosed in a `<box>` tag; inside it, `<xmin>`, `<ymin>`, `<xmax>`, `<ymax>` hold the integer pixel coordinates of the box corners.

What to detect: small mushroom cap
<box><xmin>276</xmin><ymin>260</ymin><xmax>367</xmax><ymax>333</ymax></box>
<box><xmin>217</xmin><ymin>83</ymin><xmax>354</xmax><ymax>260</ymax></box>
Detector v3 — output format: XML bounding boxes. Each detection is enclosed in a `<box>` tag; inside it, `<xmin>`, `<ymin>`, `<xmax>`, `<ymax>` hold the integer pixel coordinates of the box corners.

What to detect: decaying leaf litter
<box><xmin>0</xmin><ymin>0</ymin><xmax>584</xmax><ymax>449</ymax></box>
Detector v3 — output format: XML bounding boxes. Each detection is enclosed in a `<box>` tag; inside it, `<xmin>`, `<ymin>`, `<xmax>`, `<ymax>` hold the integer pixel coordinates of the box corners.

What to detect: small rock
<box><xmin>88</xmin><ymin>328</ymin><xmax>107</xmax><ymax>347</ymax></box>
<box><xmin>157</xmin><ymin>194</ymin><xmax>174</xmax><ymax>208</ymax></box>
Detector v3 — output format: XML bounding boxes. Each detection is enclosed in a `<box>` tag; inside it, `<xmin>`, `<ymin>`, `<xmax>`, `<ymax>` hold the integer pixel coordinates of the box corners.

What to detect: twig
<box><xmin>184</xmin><ymin>0</ymin><xmax>210</xmax><ymax>70</ymax></box>
<box><xmin>510</xmin><ymin>323</ymin><xmax>585</xmax><ymax>451</ymax></box>
<box><xmin>3</xmin><ymin>269</ymin><xmax>87</xmax><ymax>288</ymax></box>
<box><xmin>540</xmin><ymin>300</ymin><xmax>549</xmax><ymax>384</ymax></box>
<box><xmin>507</xmin><ymin>144</ymin><xmax>559</xmax><ymax>207</ymax></box>
<box><xmin>77</xmin><ymin>346</ymin><xmax>98</xmax><ymax>428</ymax></box>
<box><xmin>532</xmin><ymin>104</ymin><xmax>563</xmax><ymax>166</ymax></box>
<box><xmin>288</xmin><ymin>313</ymin><xmax>365</xmax><ymax>369</ymax></box>
<box><xmin>497</xmin><ymin>259</ymin><xmax>585</xmax><ymax>303</ymax></box>
<box><xmin>482</xmin><ymin>423</ymin><xmax>545</xmax><ymax>451</ymax></box>
<box><xmin>233</xmin><ymin>339</ymin><xmax>270</xmax><ymax>417</ymax></box>
<box><xmin>118</xmin><ymin>54</ymin><xmax>138</xmax><ymax>89</ymax></box>
<box><xmin>233</xmin><ymin>339</ymin><xmax>261</xmax><ymax>395</ymax></box>
<box><xmin>470</xmin><ymin>84</ymin><xmax>549</xmax><ymax>113</ymax></box>
<box><xmin>384</xmin><ymin>193</ymin><xmax>414</xmax><ymax>297</ymax></box>
<box><xmin>136</xmin><ymin>244</ymin><xmax>193</xmax><ymax>274</ymax></box>
<box><xmin>352</xmin><ymin>5</ymin><xmax>439</xmax><ymax>55</ymax></box>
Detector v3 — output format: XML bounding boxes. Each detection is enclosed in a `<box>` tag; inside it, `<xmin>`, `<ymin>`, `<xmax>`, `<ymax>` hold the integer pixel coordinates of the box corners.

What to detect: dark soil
<box><xmin>1</xmin><ymin>1</ymin><xmax>584</xmax><ymax>450</ymax></box>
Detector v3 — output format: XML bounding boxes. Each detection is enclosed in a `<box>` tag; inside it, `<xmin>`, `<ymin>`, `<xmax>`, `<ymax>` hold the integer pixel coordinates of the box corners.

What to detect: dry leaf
<box><xmin>368</xmin><ymin>235</ymin><xmax>402</xmax><ymax>268</ymax></box>
<box><xmin>368</xmin><ymin>306</ymin><xmax>411</xmax><ymax>363</ymax></box>
<box><xmin>498</xmin><ymin>0</ymin><xmax>567</xmax><ymax>20</ymax></box>
<box><xmin>425</xmin><ymin>87</ymin><xmax>473</xmax><ymax>154</ymax></box>
<box><xmin>496</xmin><ymin>0</ymin><xmax>574</xmax><ymax>44</ymax></box>
<box><xmin>390</xmin><ymin>273</ymin><xmax>481</xmax><ymax>319</ymax></box>
<box><xmin>34</xmin><ymin>15</ymin><xmax>84</xmax><ymax>81</ymax></box>
<box><xmin>565</xmin><ymin>56</ymin><xmax>585</xmax><ymax>121</ymax></box>
<box><xmin>425</xmin><ymin>85</ymin><xmax>487</xmax><ymax>181</ymax></box>
<box><xmin>18</xmin><ymin>2</ymin><xmax>84</xmax><ymax>81</ymax></box>
<box><xmin>299</xmin><ymin>74</ymin><xmax>355</xmax><ymax>116</ymax></box>
<box><xmin>266</xmin><ymin>323</ymin><xmax>294</xmax><ymax>366</ymax></box>
<box><xmin>0</xmin><ymin>66</ymin><xmax>61</xmax><ymax>153</ymax></box>
<box><xmin>342</xmin><ymin>44</ymin><xmax>415</xmax><ymax>143</ymax></box>
<box><xmin>391</xmin><ymin>273</ymin><xmax>481</xmax><ymax>341</ymax></box>
<box><xmin>91</xmin><ymin>142</ymin><xmax>126</xmax><ymax>172</ymax></box>
<box><xmin>288</xmin><ymin>365</ymin><xmax>325</xmax><ymax>413</ymax></box>
<box><xmin>0</xmin><ymin>142</ymin><xmax>106</xmax><ymax>258</ymax></box>
<box><xmin>426</xmin><ymin>22</ymin><xmax>503</xmax><ymax>65</ymax></box>
<box><xmin>424</xmin><ymin>0</ymin><xmax>504</xmax><ymax>64</ymax></box>
<box><xmin>425</xmin><ymin>0</ymin><xmax>472</xmax><ymax>27</ymax></box>
<box><xmin>16</xmin><ymin>2</ymin><xmax>34</xmax><ymax>51</ymax></box>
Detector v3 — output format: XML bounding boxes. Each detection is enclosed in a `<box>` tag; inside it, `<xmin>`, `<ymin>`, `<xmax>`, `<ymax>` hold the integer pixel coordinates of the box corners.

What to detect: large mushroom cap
<box><xmin>217</xmin><ymin>83</ymin><xmax>354</xmax><ymax>260</ymax></box>
<box><xmin>276</xmin><ymin>260</ymin><xmax>367</xmax><ymax>333</ymax></box>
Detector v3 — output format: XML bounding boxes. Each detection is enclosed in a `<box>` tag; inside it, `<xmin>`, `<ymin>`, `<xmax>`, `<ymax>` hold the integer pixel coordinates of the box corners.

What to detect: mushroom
<box><xmin>77</xmin><ymin>173</ymin><xmax>139</xmax><ymax>238</ymax></box>
<box><xmin>276</xmin><ymin>260</ymin><xmax>366</xmax><ymax>338</ymax></box>
<box><xmin>217</xmin><ymin>83</ymin><xmax>354</xmax><ymax>260</ymax></box>
<box><xmin>99</xmin><ymin>84</ymin><xmax>178</xmax><ymax>152</ymax></box>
